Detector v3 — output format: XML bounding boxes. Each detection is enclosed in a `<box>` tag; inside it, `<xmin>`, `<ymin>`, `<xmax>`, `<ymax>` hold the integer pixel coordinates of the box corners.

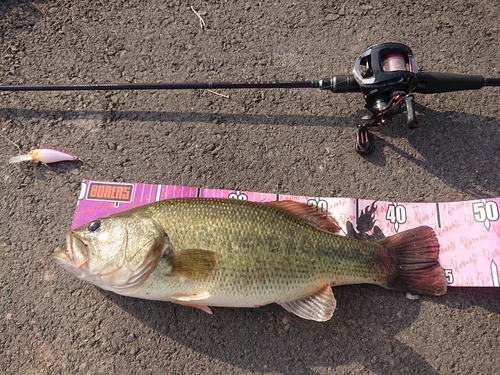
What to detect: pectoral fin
<box><xmin>165</xmin><ymin>249</ymin><xmax>221</xmax><ymax>280</ymax></box>
<box><xmin>279</xmin><ymin>285</ymin><xmax>336</xmax><ymax>322</ymax></box>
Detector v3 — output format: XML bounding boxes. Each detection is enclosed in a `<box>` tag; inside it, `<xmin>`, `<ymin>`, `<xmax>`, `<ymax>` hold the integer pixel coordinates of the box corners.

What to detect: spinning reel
<box><xmin>1</xmin><ymin>42</ymin><xmax>499</xmax><ymax>154</ymax></box>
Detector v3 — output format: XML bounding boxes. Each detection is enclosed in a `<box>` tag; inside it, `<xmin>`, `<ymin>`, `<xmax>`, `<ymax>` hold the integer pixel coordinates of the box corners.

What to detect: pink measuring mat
<box><xmin>72</xmin><ymin>180</ymin><xmax>500</xmax><ymax>288</ymax></box>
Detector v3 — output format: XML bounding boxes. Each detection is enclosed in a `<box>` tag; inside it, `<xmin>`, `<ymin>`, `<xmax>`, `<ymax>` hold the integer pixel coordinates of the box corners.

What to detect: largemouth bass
<box><xmin>54</xmin><ymin>198</ymin><xmax>447</xmax><ymax>321</ymax></box>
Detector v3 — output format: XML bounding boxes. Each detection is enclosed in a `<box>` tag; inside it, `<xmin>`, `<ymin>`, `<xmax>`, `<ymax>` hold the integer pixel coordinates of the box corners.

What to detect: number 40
<box><xmin>386</xmin><ymin>204</ymin><xmax>407</xmax><ymax>224</ymax></box>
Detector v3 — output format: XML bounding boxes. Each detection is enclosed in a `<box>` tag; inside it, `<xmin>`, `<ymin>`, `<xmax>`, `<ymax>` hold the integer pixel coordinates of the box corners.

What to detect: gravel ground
<box><xmin>1</xmin><ymin>1</ymin><xmax>499</xmax><ymax>374</ymax></box>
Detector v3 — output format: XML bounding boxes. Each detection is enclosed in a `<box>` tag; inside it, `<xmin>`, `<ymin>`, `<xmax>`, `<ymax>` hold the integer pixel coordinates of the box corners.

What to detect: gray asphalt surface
<box><xmin>1</xmin><ymin>1</ymin><xmax>499</xmax><ymax>374</ymax></box>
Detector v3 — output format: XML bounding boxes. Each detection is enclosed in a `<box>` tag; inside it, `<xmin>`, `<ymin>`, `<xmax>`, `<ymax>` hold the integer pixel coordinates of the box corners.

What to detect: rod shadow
<box><xmin>0</xmin><ymin>0</ymin><xmax>50</xmax><ymax>29</ymax></box>
<box><xmin>1</xmin><ymin>104</ymin><xmax>499</xmax><ymax>197</ymax></box>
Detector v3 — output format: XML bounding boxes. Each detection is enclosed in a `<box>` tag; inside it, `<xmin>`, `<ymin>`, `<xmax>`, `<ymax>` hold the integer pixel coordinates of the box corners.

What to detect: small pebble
<box><xmin>126</xmin><ymin>333</ymin><xmax>137</xmax><ymax>342</ymax></box>
<box><xmin>406</xmin><ymin>292</ymin><xmax>419</xmax><ymax>300</ymax></box>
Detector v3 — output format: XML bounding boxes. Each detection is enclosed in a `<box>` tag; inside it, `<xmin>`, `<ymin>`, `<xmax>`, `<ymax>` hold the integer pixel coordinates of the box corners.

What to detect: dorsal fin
<box><xmin>266</xmin><ymin>201</ymin><xmax>341</xmax><ymax>234</ymax></box>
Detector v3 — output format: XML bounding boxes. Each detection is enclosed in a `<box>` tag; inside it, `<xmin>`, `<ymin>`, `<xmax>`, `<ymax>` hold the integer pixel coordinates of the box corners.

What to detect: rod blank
<box><xmin>0</xmin><ymin>74</ymin><xmax>497</xmax><ymax>94</ymax></box>
<box><xmin>0</xmin><ymin>81</ymin><xmax>316</xmax><ymax>92</ymax></box>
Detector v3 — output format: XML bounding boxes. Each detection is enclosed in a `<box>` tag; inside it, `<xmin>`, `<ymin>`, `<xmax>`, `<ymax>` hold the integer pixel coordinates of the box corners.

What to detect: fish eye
<box><xmin>88</xmin><ymin>220</ymin><xmax>102</xmax><ymax>232</ymax></box>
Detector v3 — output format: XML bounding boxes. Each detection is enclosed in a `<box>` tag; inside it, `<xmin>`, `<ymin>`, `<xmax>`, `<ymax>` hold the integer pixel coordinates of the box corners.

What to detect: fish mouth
<box><xmin>53</xmin><ymin>230</ymin><xmax>160</xmax><ymax>293</ymax></box>
<box><xmin>53</xmin><ymin>231</ymin><xmax>90</xmax><ymax>269</ymax></box>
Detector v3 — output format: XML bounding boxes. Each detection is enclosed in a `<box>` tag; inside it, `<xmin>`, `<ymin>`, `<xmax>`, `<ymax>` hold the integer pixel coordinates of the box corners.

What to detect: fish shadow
<box><xmin>436</xmin><ymin>286</ymin><xmax>500</xmax><ymax>315</ymax></box>
<box><xmin>101</xmin><ymin>285</ymin><xmax>441</xmax><ymax>375</ymax></box>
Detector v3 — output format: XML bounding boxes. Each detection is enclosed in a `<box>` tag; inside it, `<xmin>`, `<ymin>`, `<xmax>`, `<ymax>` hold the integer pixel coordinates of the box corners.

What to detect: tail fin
<box><xmin>378</xmin><ymin>226</ymin><xmax>447</xmax><ymax>296</ymax></box>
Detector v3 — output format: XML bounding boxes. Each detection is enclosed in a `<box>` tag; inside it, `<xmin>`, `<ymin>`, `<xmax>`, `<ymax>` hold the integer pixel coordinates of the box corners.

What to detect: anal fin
<box><xmin>279</xmin><ymin>285</ymin><xmax>336</xmax><ymax>322</ymax></box>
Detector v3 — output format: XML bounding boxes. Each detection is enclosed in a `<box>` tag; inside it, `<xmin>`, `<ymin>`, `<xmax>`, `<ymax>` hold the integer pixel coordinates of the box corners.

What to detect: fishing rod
<box><xmin>1</xmin><ymin>43</ymin><xmax>499</xmax><ymax>154</ymax></box>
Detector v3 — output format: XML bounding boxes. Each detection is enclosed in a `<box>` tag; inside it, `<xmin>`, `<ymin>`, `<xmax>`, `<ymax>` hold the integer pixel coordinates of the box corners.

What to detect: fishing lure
<box><xmin>9</xmin><ymin>149</ymin><xmax>78</xmax><ymax>164</ymax></box>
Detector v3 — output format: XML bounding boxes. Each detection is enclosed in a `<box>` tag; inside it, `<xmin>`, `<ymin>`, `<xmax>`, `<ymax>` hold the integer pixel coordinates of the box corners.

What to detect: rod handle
<box><xmin>416</xmin><ymin>72</ymin><xmax>485</xmax><ymax>93</ymax></box>
<box><xmin>318</xmin><ymin>75</ymin><xmax>361</xmax><ymax>93</ymax></box>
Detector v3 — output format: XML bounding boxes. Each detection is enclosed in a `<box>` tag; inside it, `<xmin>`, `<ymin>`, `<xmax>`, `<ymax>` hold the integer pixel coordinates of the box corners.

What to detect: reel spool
<box><xmin>352</xmin><ymin>43</ymin><xmax>419</xmax><ymax>153</ymax></box>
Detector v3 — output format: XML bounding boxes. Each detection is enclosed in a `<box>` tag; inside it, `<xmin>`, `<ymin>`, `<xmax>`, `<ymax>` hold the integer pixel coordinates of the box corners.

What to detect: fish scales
<box><xmin>144</xmin><ymin>199</ymin><xmax>389</xmax><ymax>298</ymax></box>
<box><xmin>54</xmin><ymin>198</ymin><xmax>447</xmax><ymax>321</ymax></box>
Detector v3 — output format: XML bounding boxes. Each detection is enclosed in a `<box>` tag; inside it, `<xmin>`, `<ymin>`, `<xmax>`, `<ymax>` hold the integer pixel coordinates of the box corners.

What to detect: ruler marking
<box><xmin>435</xmin><ymin>203</ymin><xmax>442</xmax><ymax>228</ymax></box>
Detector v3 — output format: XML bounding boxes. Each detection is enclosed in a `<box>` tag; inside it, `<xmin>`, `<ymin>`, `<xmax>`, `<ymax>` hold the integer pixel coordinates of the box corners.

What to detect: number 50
<box><xmin>472</xmin><ymin>201</ymin><xmax>499</xmax><ymax>222</ymax></box>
